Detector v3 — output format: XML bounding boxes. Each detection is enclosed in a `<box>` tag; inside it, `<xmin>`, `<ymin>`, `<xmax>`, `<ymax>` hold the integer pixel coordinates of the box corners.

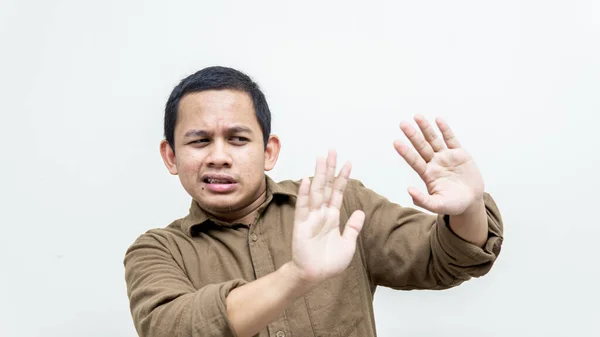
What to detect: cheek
<box><xmin>237</xmin><ymin>151</ymin><xmax>264</xmax><ymax>181</ymax></box>
<box><xmin>178</xmin><ymin>153</ymin><xmax>203</xmax><ymax>178</ymax></box>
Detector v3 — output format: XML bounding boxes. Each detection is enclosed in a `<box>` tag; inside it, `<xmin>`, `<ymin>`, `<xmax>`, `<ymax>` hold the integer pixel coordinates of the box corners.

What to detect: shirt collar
<box><xmin>181</xmin><ymin>175</ymin><xmax>297</xmax><ymax>236</ymax></box>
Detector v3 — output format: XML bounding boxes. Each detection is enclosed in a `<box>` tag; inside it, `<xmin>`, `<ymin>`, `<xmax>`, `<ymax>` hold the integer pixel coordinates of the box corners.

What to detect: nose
<box><xmin>206</xmin><ymin>140</ymin><xmax>232</xmax><ymax>168</ymax></box>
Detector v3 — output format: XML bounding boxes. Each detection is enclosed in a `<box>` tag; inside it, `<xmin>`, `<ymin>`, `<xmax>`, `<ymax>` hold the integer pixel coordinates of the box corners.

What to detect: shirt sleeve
<box><xmin>346</xmin><ymin>179</ymin><xmax>504</xmax><ymax>290</ymax></box>
<box><xmin>124</xmin><ymin>233</ymin><xmax>247</xmax><ymax>337</ymax></box>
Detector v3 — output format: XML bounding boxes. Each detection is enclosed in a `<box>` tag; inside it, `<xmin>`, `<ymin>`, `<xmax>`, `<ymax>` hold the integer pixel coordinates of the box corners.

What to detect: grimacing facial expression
<box><xmin>161</xmin><ymin>89</ymin><xmax>279</xmax><ymax>214</ymax></box>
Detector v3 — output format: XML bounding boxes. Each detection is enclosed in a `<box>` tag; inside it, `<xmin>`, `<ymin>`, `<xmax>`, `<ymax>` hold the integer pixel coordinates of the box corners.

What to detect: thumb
<box><xmin>342</xmin><ymin>210</ymin><xmax>365</xmax><ymax>242</ymax></box>
<box><xmin>407</xmin><ymin>187</ymin><xmax>444</xmax><ymax>213</ymax></box>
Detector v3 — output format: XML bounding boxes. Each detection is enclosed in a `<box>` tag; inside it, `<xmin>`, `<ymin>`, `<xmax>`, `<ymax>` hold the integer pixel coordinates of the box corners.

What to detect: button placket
<box><xmin>249</xmin><ymin>212</ymin><xmax>290</xmax><ymax>337</ymax></box>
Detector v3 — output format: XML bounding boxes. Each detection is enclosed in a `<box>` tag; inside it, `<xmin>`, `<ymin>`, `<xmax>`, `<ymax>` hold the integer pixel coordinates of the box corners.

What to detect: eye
<box><xmin>189</xmin><ymin>139</ymin><xmax>209</xmax><ymax>145</ymax></box>
<box><xmin>230</xmin><ymin>136</ymin><xmax>249</xmax><ymax>143</ymax></box>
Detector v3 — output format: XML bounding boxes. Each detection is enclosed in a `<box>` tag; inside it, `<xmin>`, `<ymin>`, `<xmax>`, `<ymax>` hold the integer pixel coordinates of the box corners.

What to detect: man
<box><xmin>124</xmin><ymin>66</ymin><xmax>503</xmax><ymax>337</ymax></box>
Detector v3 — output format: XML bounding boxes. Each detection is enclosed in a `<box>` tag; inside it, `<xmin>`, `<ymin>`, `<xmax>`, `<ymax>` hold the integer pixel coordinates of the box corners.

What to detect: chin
<box><xmin>197</xmin><ymin>193</ymin><xmax>245</xmax><ymax>212</ymax></box>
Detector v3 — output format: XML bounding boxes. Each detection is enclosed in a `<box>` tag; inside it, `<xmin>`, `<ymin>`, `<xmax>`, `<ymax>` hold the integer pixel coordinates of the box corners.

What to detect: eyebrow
<box><xmin>183</xmin><ymin>126</ymin><xmax>253</xmax><ymax>138</ymax></box>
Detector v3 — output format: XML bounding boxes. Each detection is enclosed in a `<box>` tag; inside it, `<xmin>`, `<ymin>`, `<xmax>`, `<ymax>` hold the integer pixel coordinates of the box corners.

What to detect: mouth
<box><xmin>204</xmin><ymin>178</ymin><xmax>235</xmax><ymax>184</ymax></box>
<box><xmin>201</xmin><ymin>174</ymin><xmax>237</xmax><ymax>185</ymax></box>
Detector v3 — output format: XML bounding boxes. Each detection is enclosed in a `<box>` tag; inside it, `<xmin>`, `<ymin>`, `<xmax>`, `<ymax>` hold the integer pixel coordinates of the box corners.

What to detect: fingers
<box><xmin>309</xmin><ymin>150</ymin><xmax>350</xmax><ymax>211</ymax></box>
<box><xmin>393</xmin><ymin>139</ymin><xmax>427</xmax><ymax>177</ymax></box>
<box><xmin>400</xmin><ymin>121</ymin><xmax>435</xmax><ymax>162</ymax></box>
<box><xmin>323</xmin><ymin>150</ymin><xmax>337</xmax><ymax>203</ymax></box>
<box><xmin>341</xmin><ymin>210</ymin><xmax>365</xmax><ymax>242</ymax></box>
<box><xmin>309</xmin><ymin>156</ymin><xmax>327</xmax><ymax>210</ymax></box>
<box><xmin>415</xmin><ymin>114</ymin><xmax>445</xmax><ymax>152</ymax></box>
<box><xmin>294</xmin><ymin>177</ymin><xmax>311</xmax><ymax>221</ymax></box>
<box><xmin>435</xmin><ymin>117</ymin><xmax>461</xmax><ymax>149</ymax></box>
<box><xmin>399</xmin><ymin>115</ymin><xmax>459</xmax><ymax>163</ymax></box>
<box><xmin>328</xmin><ymin>161</ymin><xmax>352</xmax><ymax>209</ymax></box>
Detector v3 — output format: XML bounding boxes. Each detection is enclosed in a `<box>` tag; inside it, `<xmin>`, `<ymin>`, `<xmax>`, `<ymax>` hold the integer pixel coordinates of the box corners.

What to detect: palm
<box><xmin>291</xmin><ymin>152</ymin><xmax>365</xmax><ymax>284</ymax></box>
<box><xmin>394</xmin><ymin>116</ymin><xmax>484</xmax><ymax>215</ymax></box>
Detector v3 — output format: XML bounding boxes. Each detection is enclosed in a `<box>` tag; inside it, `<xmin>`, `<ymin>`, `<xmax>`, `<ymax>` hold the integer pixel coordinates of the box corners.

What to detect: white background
<box><xmin>1</xmin><ymin>0</ymin><xmax>599</xmax><ymax>336</ymax></box>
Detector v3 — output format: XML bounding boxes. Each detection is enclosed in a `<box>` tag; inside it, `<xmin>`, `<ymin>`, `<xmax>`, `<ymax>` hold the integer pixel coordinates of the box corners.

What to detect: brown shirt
<box><xmin>124</xmin><ymin>176</ymin><xmax>503</xmax><ymax>337</ymax></box>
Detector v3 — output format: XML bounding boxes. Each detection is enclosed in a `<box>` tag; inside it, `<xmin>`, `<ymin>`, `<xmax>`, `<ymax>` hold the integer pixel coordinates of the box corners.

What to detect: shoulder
<box><xmin>126</xmin><ymin>218</ymin><xmax>188</xmax><ymax>251</ymax></box>
<box><xmin>279</xmin><ymin>177</ymin><xmax>374</xmax><ymax>204</ymax></box>
<box><xmin>272</xmin><ymin>177</ymin><xmax>367</xmax><ymax>191</ymax></box>
<box><xmin>271</xmin><ymin>177</ymin><xmax>372</xmax><ymax>198</ymax></box>
<box><xmin>269</xmin><ymin>177</ymin><xmax>301</xmax><ymax>198</ymax></box>
<box><xmin>274</xmin><ymin>178</ymin><xmax>302</xmax><ymax>190</ymax></box>
<box><xmin>346</xmin><ymin>178</ymin><xmax>367</xmax><ymax>190</ymax></box>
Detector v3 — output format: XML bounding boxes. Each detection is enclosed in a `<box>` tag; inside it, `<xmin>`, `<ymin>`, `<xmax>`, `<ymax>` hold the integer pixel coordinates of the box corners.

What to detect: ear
<box><xmin>160</xmin><ymin>139</ymin><xmax>179</xmax><ymax>175</ymax></box>
<box><xmin>264</xmin><ymin>134</ymin><xmax>281</xmax><ymax>171</ymax></box>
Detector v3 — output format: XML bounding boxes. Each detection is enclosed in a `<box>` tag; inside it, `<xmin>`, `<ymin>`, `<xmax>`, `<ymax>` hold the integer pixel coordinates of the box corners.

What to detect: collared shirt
<box><xmin>124</xmin><ymin>176</ymin><xmax>503</xmax><ymax>337</ymax></box>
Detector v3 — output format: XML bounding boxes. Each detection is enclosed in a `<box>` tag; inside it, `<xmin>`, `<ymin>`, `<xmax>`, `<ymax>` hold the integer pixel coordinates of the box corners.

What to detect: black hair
<box><xmin>164</xmin><ymin>66</ymin><xmax>271</xmax><ymax>150</ymax></box>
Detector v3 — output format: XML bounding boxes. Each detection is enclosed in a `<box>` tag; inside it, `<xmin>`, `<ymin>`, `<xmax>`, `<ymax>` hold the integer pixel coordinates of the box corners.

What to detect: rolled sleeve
<box><xmin>347</xmin><ymin>180</ymin><xmax>504</xmax><ymax>291</ymax></box>
<box><xmin>433</xmin><ymin>192</ymin><xmax>503</xmax><ymax>280</ymax></box>
<box><xmin>187</xmin><ymin>280</ymin><xmax>247</xmax><ymax>336</ymax></box>
<box><xmin>124</xmin><ymin>234</ymin><xmax>247</xmax><ymax>337</ymax></box>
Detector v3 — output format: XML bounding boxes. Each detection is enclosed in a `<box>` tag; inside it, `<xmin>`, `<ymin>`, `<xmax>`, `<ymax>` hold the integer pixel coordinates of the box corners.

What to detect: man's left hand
<box><xmin>393</xmin><ymin>115</ymin><xmax>485</xmax><ymax>216</ymax></box>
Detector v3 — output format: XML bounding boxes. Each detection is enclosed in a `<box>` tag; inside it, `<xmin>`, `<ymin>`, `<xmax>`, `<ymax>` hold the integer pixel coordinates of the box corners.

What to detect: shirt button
<box><xmin>276</xmin><ymin>331</ymin><xmax>285</xmax><ymax>337</ymax></box>
<box><xmin>250</xmin><ymin>233</ymin><xmax>258</xmax><ymax>241</ymax></box>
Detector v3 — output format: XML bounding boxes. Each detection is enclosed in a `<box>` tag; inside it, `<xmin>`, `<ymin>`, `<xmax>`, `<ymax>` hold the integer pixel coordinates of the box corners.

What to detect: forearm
<box><xmin>226</xmin><ymin>262</ymin><xmax>315</xmax><ymax>337</ymax></box>
<box><xmin>448</xmin><ymin>197</ymin><xmax>488</xmax><ymax>247</ymax></box>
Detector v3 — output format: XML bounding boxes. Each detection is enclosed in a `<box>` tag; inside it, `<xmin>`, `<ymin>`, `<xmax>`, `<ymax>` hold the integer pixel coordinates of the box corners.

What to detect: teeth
<box><xmin>207</xmin><ymin>178</ymin><xmax>231</xmax><ymax>184</ymax></box>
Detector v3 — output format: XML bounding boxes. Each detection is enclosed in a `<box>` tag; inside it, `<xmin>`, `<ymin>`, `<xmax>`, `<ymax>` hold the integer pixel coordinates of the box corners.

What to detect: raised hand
<box><xmin>291</xmin><ymin>150</ymin><xmax>365</xmax><ymax>285</ymax></box>
<box><xmin>393</xmin><ymin>115</ymin><xmax>485</xmax><ymax>216</ymax></box>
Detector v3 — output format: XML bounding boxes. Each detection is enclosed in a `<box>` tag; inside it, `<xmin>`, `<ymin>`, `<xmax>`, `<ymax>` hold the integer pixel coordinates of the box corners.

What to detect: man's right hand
<box><xmin>290</xmin><ymin>150</ymin><xmax>366</xmax><ymax>286</ymax></box>
<box><xmin>225</xmin><ymin>150</ymin><xmax>365</xmax><ymax>337</ymax></box>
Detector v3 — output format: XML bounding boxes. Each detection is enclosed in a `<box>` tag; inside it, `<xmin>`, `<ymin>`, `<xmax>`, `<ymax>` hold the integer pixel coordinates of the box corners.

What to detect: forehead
<box><xmin>176</xmin><ymin>89</ymin><xmax>258</xmax><ymax>132</ymax></box>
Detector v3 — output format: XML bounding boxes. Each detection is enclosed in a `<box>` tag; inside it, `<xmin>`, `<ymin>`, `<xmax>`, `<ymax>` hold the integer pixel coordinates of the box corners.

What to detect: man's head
<box><xmin>159</xmin><ymin>66</ymin><xmax>280</xmax><ymax>217</ymax></box>
<box><xmin>164</xmin><ymin>66</ymin><xmax>272</xmax><ymax>150</ymax></box>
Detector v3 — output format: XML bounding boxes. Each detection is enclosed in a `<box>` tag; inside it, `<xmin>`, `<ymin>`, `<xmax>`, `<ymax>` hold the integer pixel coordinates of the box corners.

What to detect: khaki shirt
<box><xmin>124</xmin><ymin>176</ymin><xmax>503</xmax><ymax>337</ymax></box>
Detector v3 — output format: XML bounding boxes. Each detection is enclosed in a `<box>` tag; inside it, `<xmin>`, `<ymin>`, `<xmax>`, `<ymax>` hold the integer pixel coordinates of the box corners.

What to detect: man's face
<box><xmin>160</xmin><ymin>89</ymin><xmax>279</xmax><ymax>214</ymax></box>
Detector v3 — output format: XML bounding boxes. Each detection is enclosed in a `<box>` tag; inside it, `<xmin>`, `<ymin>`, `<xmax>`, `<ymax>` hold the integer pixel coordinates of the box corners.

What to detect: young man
<box><xmin>124</xmin><ymin>66</ymin><xmax>503</xmax><ymax>337</ymax></box>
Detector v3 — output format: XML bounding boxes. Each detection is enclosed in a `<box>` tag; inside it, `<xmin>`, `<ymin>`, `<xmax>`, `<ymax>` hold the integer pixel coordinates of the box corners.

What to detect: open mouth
<box><xmin>201</xmin><ymin>174</ymin><xmax>237</xmax><ymax>184</ymax></box>
<box><xmin>201</xmin><ymin>174</ymin><xmax>238</xmax><ymax>193</ymax></box>
<box><xmin>203</xmin><ymin>178</ymin><xmax>235</xmax><ymax>184</ymax></box>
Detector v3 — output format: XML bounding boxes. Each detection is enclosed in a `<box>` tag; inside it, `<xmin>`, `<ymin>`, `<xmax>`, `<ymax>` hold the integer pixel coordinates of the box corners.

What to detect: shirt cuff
<box><xmin>189</xmin><ymin>279</ymin><xmax>248</xmax><ymax>337</ymax></box>
<box><xmin>435</xmin><ymin>193</ymin><xmax>503</xmax><ymax>271</ymax></box>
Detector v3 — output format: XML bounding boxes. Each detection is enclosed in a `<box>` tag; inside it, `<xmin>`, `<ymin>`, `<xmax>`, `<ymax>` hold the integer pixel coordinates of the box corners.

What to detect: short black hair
<box><xmin>164</xmin><ymin>66</ymin><xmax>271</xmax><ymax>150</ymax></box>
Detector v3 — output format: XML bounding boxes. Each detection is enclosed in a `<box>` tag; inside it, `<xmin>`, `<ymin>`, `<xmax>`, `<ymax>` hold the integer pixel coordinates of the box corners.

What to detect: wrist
<box><xmin>459</xmin><ymin>196</ymin><xmax>485</xmax><ymax>217</ymax></box>
<box><xmin>279</xmin><ymin>262</ymin><xmax>320</xmax><ymax>296</ymax></box>
<box><xmin>448</xmin><ymin>196</ymin><xmax>488</xmax><ymax>247</ymax></box>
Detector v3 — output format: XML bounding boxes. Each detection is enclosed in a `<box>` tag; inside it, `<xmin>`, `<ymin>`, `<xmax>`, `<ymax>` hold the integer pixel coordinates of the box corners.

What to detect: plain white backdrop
<box><xmin>1</xmin><ymin>0</ymin><xmax>599</xmax><ymax>336</ymax></box>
